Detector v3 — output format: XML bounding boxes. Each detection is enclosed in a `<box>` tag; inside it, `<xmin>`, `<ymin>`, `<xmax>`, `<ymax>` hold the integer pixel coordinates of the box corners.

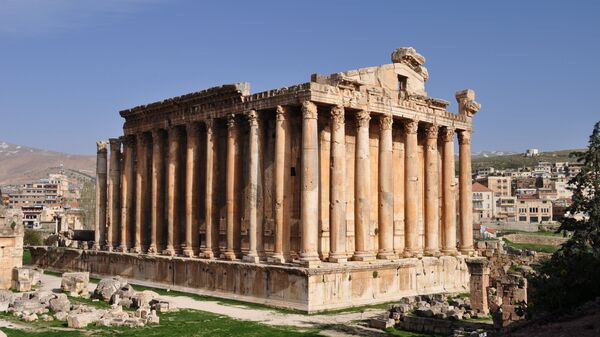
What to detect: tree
<box><xmin>528</xmin><ymin>121</ymin><xmax>600</xmax><ymax>313</ymax></box>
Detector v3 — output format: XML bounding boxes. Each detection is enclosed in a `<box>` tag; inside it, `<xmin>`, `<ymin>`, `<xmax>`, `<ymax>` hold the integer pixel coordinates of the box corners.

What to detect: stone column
<box><xmin>353</xmin><ymin>110</ymin><xmax>375</xmax><ymax>261</ymax></box>
<box><xmin>377</xmin><ymin>114</ymin><xmax>395</xmax><ymax>260</ymax></box>
<box><xmin>202</xmin><ymin>119</ymin><xmax>216</xmax><ymax>259</ymax></box>
<box><xmin>223</xmin><ymin>114</ymin><xmax>238</xmax><ymax>260</ymax></box>
<box><xmin>107</xmin><ymin>138</ymin><xmax>121</xmax><ymax>251</ymax></box>
<box><xmin>299</xmin><ymin>101</ymin><xmax>320</xmax><ymax>266</ymax></box>
<box><xmin>403</xmin><ymin>119</ymin><xmax>419</xmax><ymax>257</ymax></box>
<box><xmin>424</xmin><ymin>124</ymin><xmax>440</xmax><ymax>255</ymax></box>
<box><xmin>149</xmin><ymin>129</ymin><xmax>164</xmax><ymax>254</ymax></box>
<box><xmin>270</xmin><ymin>106</ymin><xmax>289</xmax><ymax>263</ymax></box>
<box><xmin>164</xmin><ymin>126</ymin><xmax>181</xmax><ymax>256</ymax></box>
<box><xmin>459</xmin><ymin>130</ymin><xmax>474</xmax><ymax>254</ymax></box>
<box><xmin>119</xmin><ymin>136</ymin><xmax>134</xmax><ymax>252</ymax></box>
<box><xmin>243</xmin><ymin>110</ymin><xmax>260</xmax><ymax>263</ymax></box>
<box><xmin>328</xmin><ymin>105</ymin><xmax>347</xmax><ymax>263</ymax></box>
<box><xmin>441</xmin><ymin>127</ymin><xmax>457</xmax><ymax>254</ymax></box>
<box><xmin>183</xmin><ymin>123</ymin><xmax>200</xmax><ymax>257</ymax></box>
<box><xmin>94</xmin><ymin>140</ymin><xmax>108</xmax><ymax>250</ymax></box>
<box><xmin>132</xmin><ymin>133</ymin><xmax>148</xmax><ymax>253</ymax></box>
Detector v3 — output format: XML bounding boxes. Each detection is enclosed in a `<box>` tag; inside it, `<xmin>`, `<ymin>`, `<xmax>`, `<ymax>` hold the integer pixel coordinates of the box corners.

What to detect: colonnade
<box><xmin>94</xmin><ymin>101</ymin><xmax>475</xmax><ymax>264</ymax></box>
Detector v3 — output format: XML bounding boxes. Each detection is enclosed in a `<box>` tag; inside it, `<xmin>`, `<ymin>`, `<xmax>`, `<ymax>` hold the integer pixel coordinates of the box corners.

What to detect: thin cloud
<box><xmin>0</xmin><ymin>0</ymin><xmax>165</xmax><ymax>37</ymax></box>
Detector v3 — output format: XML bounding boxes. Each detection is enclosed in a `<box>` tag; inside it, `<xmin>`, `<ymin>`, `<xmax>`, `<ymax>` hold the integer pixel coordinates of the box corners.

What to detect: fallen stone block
<box><xmin>67</xmin><ymin>310</ymin><xmax>100</xmax><ymax>328</ymax></box>
<box><xmin>94</xmin><ymin>277</ymin><xmax>127</xmax><ymax>301</ymax></box>
<box><xmin>61</xmin><ymin>272</ymin><xmax>90</xmax><ymax>297</ymax></box>
<box><xmin>49</xmin><ymin>294</ymin><xmax>71</xmax><ymax>312</ymax></box>
<box><xmin>370</xmin><ymin>317</ymin><xmax>395</xmax><ymax>329</ymax></box>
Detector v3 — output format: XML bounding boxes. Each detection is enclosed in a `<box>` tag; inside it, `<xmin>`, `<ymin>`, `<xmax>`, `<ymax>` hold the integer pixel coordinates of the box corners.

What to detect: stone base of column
<box><xmin>118</xmin><ymin>246</ymin><xmax>128</xmax><ymax>253</ymax></box>
<box><xmin>424</xmin><ymin>249</ymin><xmax>441</xmax><ymax>257</ymax></box>
<box><xmin>201</xmin><ymin>249</ymin><xmax>216</xmax><ymax>259</ymax></box>
<box><xmin>182</xmin><ymin>248</ymin><xmax>195</xmax><ymax>258</ymax></box>
<box><xmin>376</xmin><ymin>251</ymin><xmax>396</xmax><ymax>260</ymax></box>
<box><xmin>105</xmin><ymin>245</ymin><xmax>114</xmax><ymax>252</ymax></box>
<box><xmin>162</xmin><ymin>247</ymin><xmax>175</xmax><ymax>256</ymax></box>
<box><xmin>402</xmin><ymin>249</ymin><xmax>422</xmax><ymax>258</ymax></box>
<box><xmin>298</xmin><ymin>252</ymin><xmax>320</xmax><ymax>268</ymax></box>
<box><xmin>460</xmin><ymin>248</ymin><xmax>475</xmax><ymax>256</ymax></box>
<box><xmin>221</xmin><ymin>251</ymin><xmax>237</xmax><ymax>261</ymax></box>
<box><xmin>147</xmin><ymin>245</ymin><xmax>158</xmax><ymax>255</ymax></box>
<box><xmin>328</xmin><ymin>253</ymin><xmax>348</xmax><ymax>263</ymax></box>
<box><xmin>352</xmin><ymin>251</ymin><xmax>376</xmax><ymax>262</ymax></box>
<box><xmin>267</xmin><ymin>254</ymin><xmax>286</xmax><ymax>264</ymax></box>
<box><xmin>441</xmin><ymin>248</ymin><xmax>458</xmax><ymax>256</ymax></box>
<box><xmin>92</xmin><ymin>243</ymin><xmax>101</xmax><ymax>250</ymax></box>
<box><xmin>242</xmin><ymin>253</ymin><xmax>260</xmax><ymax>263</ymax></box>
<box><xmin>130</xmin><ymin>246</ymin><xmax>142</xmax><ymax>254</ymax></box>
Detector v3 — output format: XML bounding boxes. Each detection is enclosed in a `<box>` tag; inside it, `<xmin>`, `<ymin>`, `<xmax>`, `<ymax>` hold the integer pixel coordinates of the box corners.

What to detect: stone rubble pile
<box><xmin>1</xmin><ymin>272</ymin><xmax>169</xmax><ymax>329</ymax></box>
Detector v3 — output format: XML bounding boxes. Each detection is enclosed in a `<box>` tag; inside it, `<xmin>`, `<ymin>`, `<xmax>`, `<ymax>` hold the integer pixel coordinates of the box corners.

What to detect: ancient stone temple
<box><xmin>32</xmin><ymin>47</ymin><xmax>482</xmax><ymax>312</ymax></box>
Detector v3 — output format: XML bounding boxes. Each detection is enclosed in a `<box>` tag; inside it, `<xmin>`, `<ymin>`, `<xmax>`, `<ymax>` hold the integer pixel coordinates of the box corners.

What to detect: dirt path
<box><xmin>39</xmin><ymin>273</ymin><xmax>384</xmax><ymax>333</ymax></box>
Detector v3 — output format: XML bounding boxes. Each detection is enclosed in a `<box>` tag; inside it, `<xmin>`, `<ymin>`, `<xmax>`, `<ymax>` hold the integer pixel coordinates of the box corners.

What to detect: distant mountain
<box><xmin>472</xmin><ymin>150</ymin><xmax>521</xmax><ymax>158</ymax></box>
<box><xmin>0</xmin><ymin>141</ymin><xmax>95</xmax><ymax>186</ymax></box>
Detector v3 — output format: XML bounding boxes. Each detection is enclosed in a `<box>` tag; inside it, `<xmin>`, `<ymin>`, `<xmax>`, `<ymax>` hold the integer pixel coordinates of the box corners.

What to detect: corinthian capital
<box><xmin>226</xmin><ymin>114</ymin><xmax>237</xmax><ymax>130</ymax></box>
<box><xmin>441</xmin><ymin>127</ymin><xmax>455</xmax><ymax>142</ymax></box>
<box><xmin>276</xmin><ymin>105</ymin><xmax>287</xmax><ymax>121</ymax></box>
<box><xmin>96</xmin><ymin>140</ymin><xmax>109</xmax><ymax>153</ymax></box>
<box><xmin>301</xmin><ymin>101</ymin><xmax>317</xmax><ymax>119</ymax></box>
<box><xmin>379</xmin><ymin>114</ymin><xmax>393</xmax><ymax>131</ymax></box>
<box><xmin>356</xmin><ymin>110</ymin><xmax>370</xmax><ymax>128</ymax></box>
<box><xmin>330</xmin><ymin>105</ymin><xmax>344</xmax><ymax>130</ymax></box>
<box><xmin>246</xmin><ymin>109</ymin><xmax>258</xmax><ymax>127</ymax></box>
<box><xmin>404</xmin><ymin>119</ymin><xmax>418</xmax><ymax>134</ymax></box>
<box><xmin>425</xmin><ymin>124</ymin><xmax>439</xmax><ymax>140</ymax></box>
<box><xmin>455</xmin><ymin>89</ymin><xmax>481</xmax><ymax>117</ymax></box>
<box><xmin>205</xmin><ymin>119</ymin><xmax>214</xmax><ymax>135</ymax></box>
<box><xmin>458</xmin><ymin>130</ymin><xmax>471</xmax><ymax>145</ymax></box>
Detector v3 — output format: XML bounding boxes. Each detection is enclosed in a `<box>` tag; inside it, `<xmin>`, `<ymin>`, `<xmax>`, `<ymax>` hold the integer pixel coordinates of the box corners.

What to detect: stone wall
<box><xmin>30</xmin><ymin>247</ymin><xmax>470</xmax><ymax>313</ymax></box>
<box><xmin>503</xmin><ymin>234</ymin><xmax>567</xmax><ymax>246</ymax></box>
<box><xmin>0</xmin><ymin>223</ymin><xmax>24</xmax><ymax>289</ymax></box>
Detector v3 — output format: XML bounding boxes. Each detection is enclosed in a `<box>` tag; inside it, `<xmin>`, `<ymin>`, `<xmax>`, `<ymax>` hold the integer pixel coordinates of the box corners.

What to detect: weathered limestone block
<box><xmin>151</xmin><ymin>299</ymin><xmax>171</xmax><ymax>313</ymax></box>
<box><xmin>132</xmin><ymin>290</ymin><xmax>159</xmax><ymax>309</ymax></box>
<box><xmin>0</xmin><ymin>289</ymin><xmax>14</xmax><ymax>311</ymax></box>
<box><xmin>49</xmin><ymin>294</ymin><xmax>71</xmax><ymax>312</ymax></box>
<box><xmin>11</xmin><ymin>268</ymin><xmax>32</xmax><ymax>292</ymax></box>
<box><xmin>61</xmin><ymin>272</ymin><xmax>90</xmax><ymax>297</ymax></box>
<box><xmin>66</xmin><ymin>307</ymin><xmax>106</xmax><ymax>328</ymax></box>
<box><xmin>93</xmin><ymin>276</ymin><xmax>127</xmax><ymax>301</ymax></box>
<box><xmin>370</xmin><ymin>317</ymin><xmax>395</xmax><ymax>329</ymax></box>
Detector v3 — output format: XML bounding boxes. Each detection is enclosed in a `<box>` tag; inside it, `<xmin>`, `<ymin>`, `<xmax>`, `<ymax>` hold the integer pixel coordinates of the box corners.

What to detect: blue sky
<box><xmin>0</xmin><ymin>0</ymin><xmax>598</xmax><ymax>155</ymax></box>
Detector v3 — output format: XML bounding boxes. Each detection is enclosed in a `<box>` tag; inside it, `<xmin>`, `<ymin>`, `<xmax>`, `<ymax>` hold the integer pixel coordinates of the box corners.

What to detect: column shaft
<box><xmin>133</xmin><ymin>133</ymin><xmax>147</xmax><ymax>253</ymax></box>
<box><xmin>424</xmin><ymin>125</ymin><xmax>440</xmax><ymax>255</ymax></box>
<box><xmin>94</xmin><ymin>141</ymin><xmax>108</xmax><ymax>250</ymax></box>
<box><xmin>184</xmin><ymin>123</ymin><xmax>200</xmax><ymax>257</ymax></box>
<box><xmin>119</xmin><ymin>136</ymin><xmax>134</xmax><ymax>252</ymax></box>
<box><xmin>353</xmin><ymin>110</ymin><xmax>375</xmax><ymax>261</ymax></box>
<box><xmin>404</xmin><ymin>120</ymin><xmax>419</xmax><ymax>256</ymax></box>
<box><xmin>270</xmin><ymin>106</ymin><xmax>289</xmax><ymax>263</ymax></box>
<box><xmin>202</xmin><ymin>119</ymin><xmax>216</xmax><ymax>258</ymax></box>
<box><xmin>149</xmin><ymin>130</ymin><xmax>164</xmax><ymax>254</ymax></box>
<box><xmin>244</xmin><ymin>110</ymin><xmax>260</xmax><ymax>263</ymax></box>
<box><xmin>328</xmin><ymin>105</ymin><xmax>347</xmax><ymax>263</ymax></box>
<box><xmin>459</xmin><ymin>130</ymin><xmax>474</xmax><ymax>254</ymax></box>
<box><xmin>299</xmin><ymin>101</ymin><xmax>320</xmax><ymax>266</ymax></box>
<box><xmin>107</xmin><ymin>139</ymin><xmax>121</xmax><ymax>251</ymax></box>
<box><xmin>441</xmin><ymin>128</ymin><xmax>457</xmax><ymax>254</ymax></box>
<box><xmin>223</xmin><ymin>114</ymin><xmax>238</xmax><ymax>260</ymax></box>
<box><xmin>164</xmin><ymin>127</ymin><xmax>180</xmax><ymax>255</ymax></box>
<box><xmin>377</xmin><ymin>114</ymin><xmax>395</xmax><ymax>259</ymax></box>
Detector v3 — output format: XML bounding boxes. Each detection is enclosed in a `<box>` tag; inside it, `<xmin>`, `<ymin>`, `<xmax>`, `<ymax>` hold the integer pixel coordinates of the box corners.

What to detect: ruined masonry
<box><xmin>32</xmin><ymin>47</ymin><xmax>482</xmax><ymax>312</ymax></box>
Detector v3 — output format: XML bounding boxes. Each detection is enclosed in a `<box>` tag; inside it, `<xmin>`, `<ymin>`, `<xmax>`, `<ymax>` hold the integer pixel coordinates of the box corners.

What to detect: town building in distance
<box><xmin>32</xmin><ymin>47</ymin><xmax>483</xmax><ymax>312</ymax></box>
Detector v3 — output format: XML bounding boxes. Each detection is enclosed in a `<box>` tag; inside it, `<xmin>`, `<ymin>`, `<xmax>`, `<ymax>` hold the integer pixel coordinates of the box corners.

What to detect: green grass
<box><xmin>385</xmin><ymin>327</ymin><xmax>439</xmax><ymax>337</ymax></box>
<box><xmin>497</xmin><ymin>229</ymin><xmax>568</xmax><ymax>238</ymax></box>
<box><xmin>0</xmin><ymin>309</ymin><xmax>322</xmax><ymax>337</ymax></box>
<box><xmin>503</xmin><ymin>239</ymin><xmax>560</xmax><ymax>253</ymax></box>
<box><xmin>22</xmin><ymin>248</ymin><xmax>31</xmax><ymax>265</ymax></box>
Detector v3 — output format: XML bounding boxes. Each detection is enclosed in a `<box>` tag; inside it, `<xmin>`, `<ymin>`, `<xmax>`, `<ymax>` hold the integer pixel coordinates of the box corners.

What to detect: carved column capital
<box><xmin>96</xmin><ymin>140</ymin><xmax>109</xmax><ymax>153</ymax></box>
<box><xmin>246</xmin><ymin>109</ymin><xmax>258</xmax><ymax>127</ymax></box>
<box><xmin>441</xmin><ymin>127</ymin><xmax>455</xmax><ymax>142</ymax></box>
<box><xmin>379</xmin><ymin>114</ymin><xmax>393</xmax><ymax>131</ymax></box>
<box><xmin>302</xmin><ymin>101</ymin><xmax>318</xmax><ymax>119</ymax></box>
<box><xmin>109</xmin><ymin>137</ymin><xmax>121</xmax><ymax>147</ymax></box>
<box><xmin>276</xmin><ymin>105</ymin><xmax>287</xmax><ymax>121</ymax></box>
<box><xmin>458</xmin><ymin>130</ymin><xmax>471</xmax><ymax>145</ymax></box>
<box><xmin>121</xmin><ymin>135</ymin><xmax>136</xmax><ymax>146</ymax></box>
<box><xmin>205</xmin><ymin>118</ymin><xmax>214</xmax><ymax>135</ymax></box>
<box><xmin>187</xmin><ymin>122</ymin><xmax>202</xmax><ymax>134</ymax></box>
<box><xmin>356</xmin><ymin>110</ymin><xmax>371</xmax><ymax>127</ymax></box>
<box><xmin>226</xmin><ymin>114</ymin><xmax>237</xmax><ymax>130</ymax></box>
<box><xmin>425</xmin><ymin>124</ymin><xmax>439</xmax><ymax>140</ymax></box>
<box><xmin>330</xmin><ymin>105</ymin><xmax>345</xmax><ymax>130</ymax></box>
<box><xmin>404</xmin><ymin>119</ymin><xmax>418</xmax><ymax>134</ymax></box>
<box><xmin>455</xmin><ymin>89</ymin><xmax>481</xmax><ymax>117</ymax></box>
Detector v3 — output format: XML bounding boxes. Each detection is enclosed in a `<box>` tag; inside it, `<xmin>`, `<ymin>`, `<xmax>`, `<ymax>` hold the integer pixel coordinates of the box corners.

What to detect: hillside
<box><xmin>0</xmin><ymin>141</ymin><xmax>95</xmax><ymax>186</ymax></box>
<box><xmin>472</xmin><ymin>149</ymin><xmax>584</xmax><ymax>171</ymax></box>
